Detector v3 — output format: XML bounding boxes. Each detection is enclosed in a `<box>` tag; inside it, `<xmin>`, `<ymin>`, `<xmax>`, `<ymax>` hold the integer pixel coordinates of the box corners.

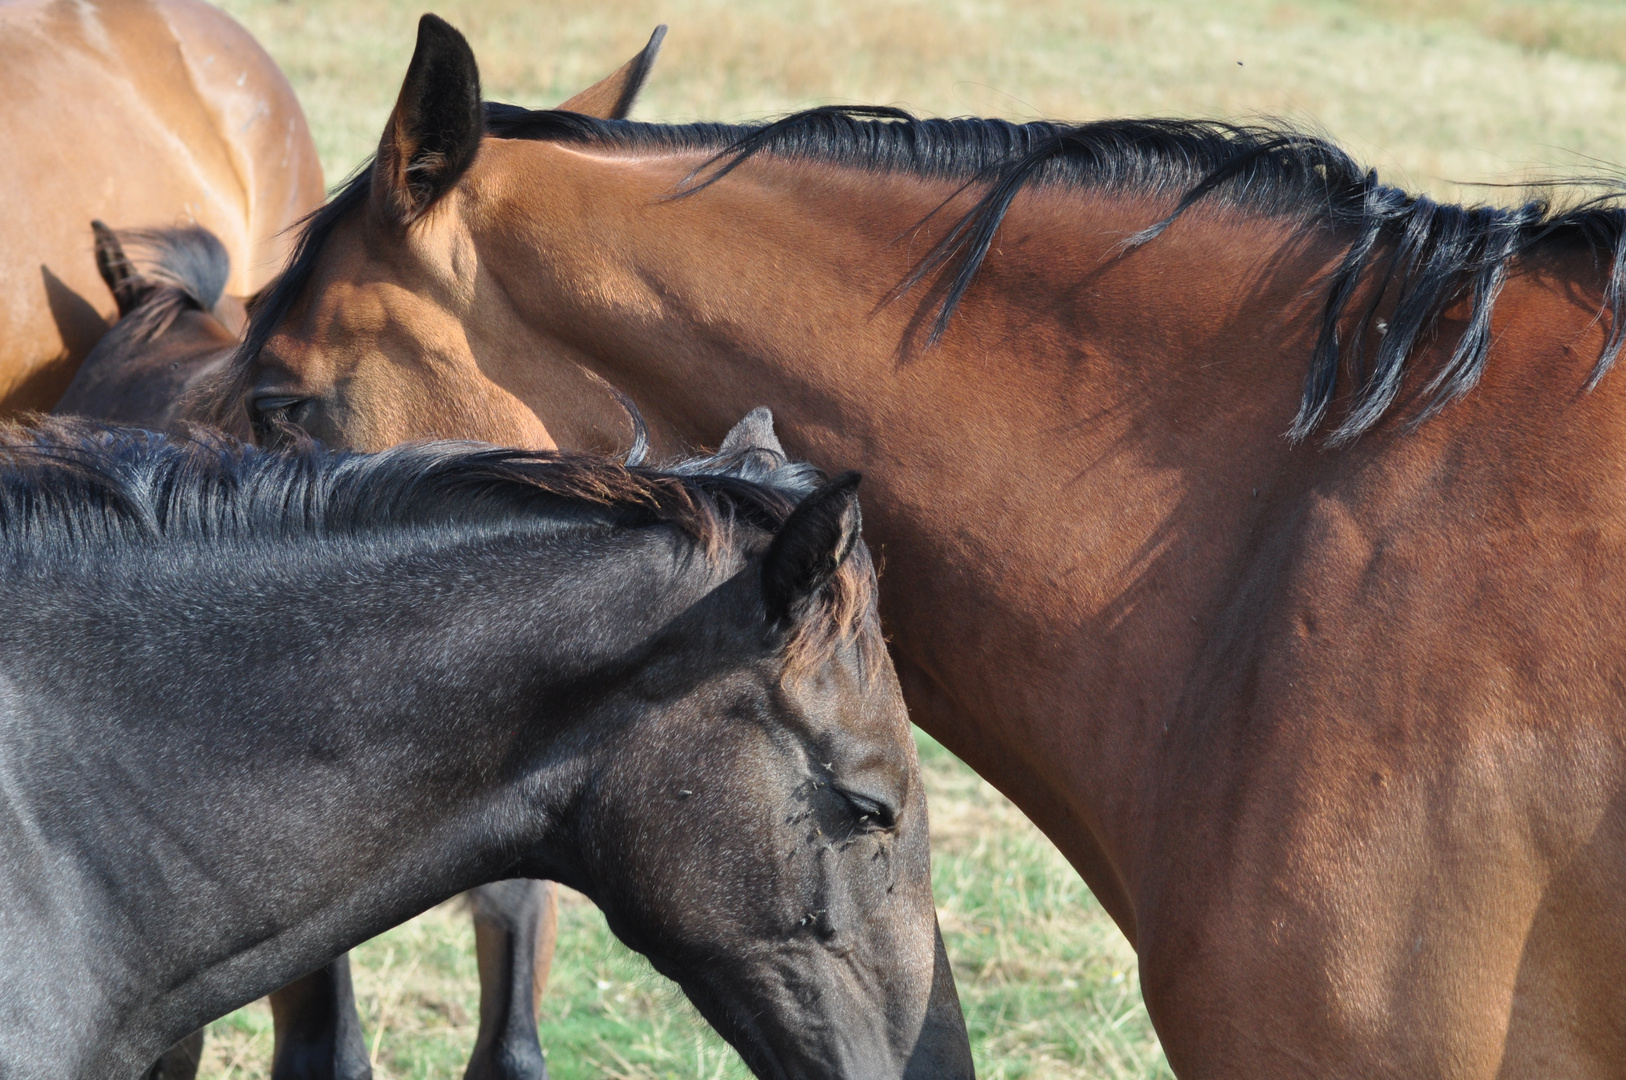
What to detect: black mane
<box><xmin>238</xmin><ymin>106</ymin><xmax>1626</xmax><ymax>445</ymax></box>
<box><xmin>1</xmin><ymin>417</ymin><xmax>877</xmax><ymax>674</ymax></box>
<box><xmin>0</xmin><ymin>418</ymin><xmax>803</xmax><ymax>554</ymax></box>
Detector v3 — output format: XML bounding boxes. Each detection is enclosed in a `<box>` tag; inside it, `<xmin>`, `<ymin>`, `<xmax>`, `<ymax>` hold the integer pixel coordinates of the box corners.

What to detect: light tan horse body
<box><xmin>0</xmin><ymin>0</ymin><xmax>322</xmax><ymax>411</ymax></box>
<box><xmin>224</xmin><ymin>17</ymin><xmax>1626</xmax><ymax>1079</ymax></box>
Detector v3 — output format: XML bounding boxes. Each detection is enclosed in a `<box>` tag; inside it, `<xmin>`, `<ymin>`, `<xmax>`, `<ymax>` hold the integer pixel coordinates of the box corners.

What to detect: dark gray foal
<box><xmin>0</xmin><ymin>416</ymin><xmax>972</xmax><ymax>1080</ymax></box>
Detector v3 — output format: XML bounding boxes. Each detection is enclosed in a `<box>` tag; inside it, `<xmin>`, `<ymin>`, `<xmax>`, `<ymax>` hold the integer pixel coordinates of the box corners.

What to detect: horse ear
<box><xmin>761</xmin><ymin>472</ymin><xmax>863</xmax><ymax>626</ymax></box>
<box><xmin>557</xmin><ymin>25</ymin><xmax>666</xmax><ymax>120</ymax></box>
<box><xmin>373</xmin><ymin>14</ymin><xmax>483</xmax><ymax>227</ymax></box>
<box><xmin>92</xmin><ymin>220</ymin><xmax>152</xmax><ymax>317</ymax></box>
<box><xmin>719</xmin><ymin>406</ymin><xmax>785</xmax><ymax>458</ymax></box>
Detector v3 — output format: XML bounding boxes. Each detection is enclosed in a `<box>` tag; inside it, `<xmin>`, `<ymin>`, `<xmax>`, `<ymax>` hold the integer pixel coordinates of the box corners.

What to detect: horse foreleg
<box><xmin>268</xmin><ymin>957</ymin><xmax>372</xmax><ymax>1080</ymax></box>
<box><xmin>464</xmin><ymin>879</ymin><xmax>559</xmax><ymax>1080</ymax></box>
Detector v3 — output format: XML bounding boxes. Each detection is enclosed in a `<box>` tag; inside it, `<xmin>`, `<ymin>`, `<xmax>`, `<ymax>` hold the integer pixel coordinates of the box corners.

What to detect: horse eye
<box><xmin>837</xmin><ymin>789</ymin><xmax>897</xmax><ymax>830</ymax></box>
<box><xmin>253</xmin><ymin>394</ymin><xmax>307</xmax><ymax>417</ymax></box>
<box><xmin>250</xmin><ymin>396</ymin><xmax>312</xmax><ymax>440</ymax></box>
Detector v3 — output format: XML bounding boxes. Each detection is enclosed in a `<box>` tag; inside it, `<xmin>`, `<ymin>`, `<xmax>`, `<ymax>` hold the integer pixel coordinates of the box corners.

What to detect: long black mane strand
<box><xmin>235</xmin><ymin>105</ymin><xmax>1626</xmax><ymax>445</ymax></box>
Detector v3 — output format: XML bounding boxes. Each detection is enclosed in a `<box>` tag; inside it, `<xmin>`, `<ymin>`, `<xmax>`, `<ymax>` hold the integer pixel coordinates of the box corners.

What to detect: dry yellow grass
<box><xmin>219</xmin><ymin>0</ymin><xmax>1626</xmax><ymax>202</ymax></box>
<box><xmin>194</xmin><ymin>2</ymin><xmax>1626</xmax><ymax>1076</ymax></box>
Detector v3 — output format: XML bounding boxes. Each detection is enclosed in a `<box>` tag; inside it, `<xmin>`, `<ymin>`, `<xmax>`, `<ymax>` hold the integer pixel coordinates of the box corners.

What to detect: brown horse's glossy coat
<box><xmin>222</xmin><ymin>17</ymin><xmax>1626</xmax><ymax>1078</ymax></box>
<box><xmin>0</xmin><ymin>0</ymin><xmax>322</xmax><ymax>412</ymax></box>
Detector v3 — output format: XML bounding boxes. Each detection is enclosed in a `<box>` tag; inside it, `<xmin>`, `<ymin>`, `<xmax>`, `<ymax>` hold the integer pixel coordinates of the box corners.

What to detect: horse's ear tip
<box><xmin>417</xmin><ymin>13</ymin><xmax>457</xmax><ymax>38</ymax></box>
<box><xmin>760</xmin><ymin>472</ymin><xmax>866</xmax><ymax>625</ymax></box>
<box><xmin>412</xmin><ymin>13</ymin><xmax>475</xmax><ymax>64</ymax></box>
<box><xmin>821</xmin><ymin>471</ymin><xmax>863</xmax><ymax>503</ymax></box>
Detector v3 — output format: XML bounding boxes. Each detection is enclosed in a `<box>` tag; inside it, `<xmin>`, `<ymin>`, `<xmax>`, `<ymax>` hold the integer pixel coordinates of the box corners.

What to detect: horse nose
<box><xmin>901</xmin><ymin>924</ymin><xmax>975</xmax><ymax>1079</ymax></box>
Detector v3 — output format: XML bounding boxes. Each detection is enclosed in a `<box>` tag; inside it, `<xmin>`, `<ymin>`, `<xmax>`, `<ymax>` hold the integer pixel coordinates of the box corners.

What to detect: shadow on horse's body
<box><xmin>0</xmin><ymin>0</ymin><xmax>323</xmax><ymax>412</ymax></box>
<box><xmin>215</xmin><ymin>14</ymin><xmax>1626</xmax><ymax>1077</ymax></box>
<box><xmin>0</xmin><ymin>415</ymin><xmax>972</xmax><ymax>1080</ymax></box>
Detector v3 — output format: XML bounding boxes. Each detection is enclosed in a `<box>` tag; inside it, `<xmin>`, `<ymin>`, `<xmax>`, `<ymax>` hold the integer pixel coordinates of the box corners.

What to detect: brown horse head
<box><xmin>54</xmin><ymin>222</ymin><xmax>240</xmax><ymax>431</ymax></box>
<box><xmin>229</xmin><ymin>17</ymin><xmax>667</xmax><ymax>453</ymax></box>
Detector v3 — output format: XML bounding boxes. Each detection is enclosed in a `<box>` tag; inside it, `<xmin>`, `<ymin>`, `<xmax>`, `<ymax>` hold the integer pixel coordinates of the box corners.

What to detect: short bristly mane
<box><xmin>230</xmin><ymin>106</ymin><xmax>1626</xmax><ymax>445</ymax></box>
<box><xmin>0</xmin><ymin>417</ymin><xmax>879</xmax><ymax>673</ymax></box>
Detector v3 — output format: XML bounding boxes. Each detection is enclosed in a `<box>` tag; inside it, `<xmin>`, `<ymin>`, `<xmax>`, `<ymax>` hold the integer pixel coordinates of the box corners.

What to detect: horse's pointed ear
<box><xmin>762</xmin><ymin>472</ymin><xmax>863</xmax><ymax>626</ymax></box>
<box><xmin>558</xmin><ymin>25</ymin><xmax>666</xmax><ymax>119</ymax></box>
<box><xmin>373</xmin><ymin>14</ymin><xmax>483</xmax><ymax>227</ymax></box>
<box><xmin>92</xmin><ymin>220</ymin><xmax>152</xmax><ymax>317</ymax></box>
<box><xmin>719</xmin><ymin>406</ymin><xmax>785</xmax><ymax>458</ymax></box>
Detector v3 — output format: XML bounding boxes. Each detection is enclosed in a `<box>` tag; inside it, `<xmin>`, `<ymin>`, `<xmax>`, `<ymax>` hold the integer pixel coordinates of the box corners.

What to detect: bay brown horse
<box><xmin>0</xmin><ymin>0</ymin><xmax>323</xmax><ymax>413</ymax></box>
<box><xmin>217</xmin><ymin>15</ymin><xmax>1626</xmax><ymax>1079</ymax></box>
<box><xmin>76</xmin><ymin>31</ymin><xmax>670</xmax><ymax>1080</ymax></box>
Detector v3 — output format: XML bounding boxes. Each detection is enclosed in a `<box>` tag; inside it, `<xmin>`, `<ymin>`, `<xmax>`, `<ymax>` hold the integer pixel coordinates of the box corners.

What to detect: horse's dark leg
<box><xmin>464</xmin><ymin>880</ymin><xmax>559</xmax><ymax>1080</ymax></box>
<box><xmin>145</xmin><ymin>1028</ymin><xmax>205</xmax><ymax>1080</ymax></box>
<box><xmin>268</xmin><ymin>956</ymin><xmax>372</xmax><ymax>1080</ymax></box>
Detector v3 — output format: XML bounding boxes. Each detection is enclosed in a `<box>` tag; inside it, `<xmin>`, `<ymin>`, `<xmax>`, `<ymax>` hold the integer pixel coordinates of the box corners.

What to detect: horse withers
<box><xmin>0</xmin><ymin>413</ymin><xmax>972</xmax><ymax>1080</ymax></box>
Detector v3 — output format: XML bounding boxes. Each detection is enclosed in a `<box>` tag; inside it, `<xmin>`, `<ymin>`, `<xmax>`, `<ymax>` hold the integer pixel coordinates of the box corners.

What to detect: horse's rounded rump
<box><xmin>0</xmin><ymin>0</ymin><xmax>321</xmax><ymax>412</ymax></box>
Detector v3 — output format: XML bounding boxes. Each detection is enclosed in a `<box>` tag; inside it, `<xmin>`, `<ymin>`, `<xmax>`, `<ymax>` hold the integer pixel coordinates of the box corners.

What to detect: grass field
<box><xmin>219</xmin><ymin>0</ymin><xmax>1626</xmax><ymax>203</ymax></box>
<box><xmin>197</xmin><ymin>2</ymin><xmax>1626</xmax><ymax>1077</ymax></box>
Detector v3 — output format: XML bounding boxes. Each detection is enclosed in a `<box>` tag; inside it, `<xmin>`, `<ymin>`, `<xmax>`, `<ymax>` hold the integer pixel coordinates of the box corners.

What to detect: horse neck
<box><xmin>487</xmin><ymin>149</ymin><xmax>1347</xmax><ymax>914</ymax></box>
<box><xmin>0</xmin><ymin>525</ymin><xmax>713</xmax><ymax>1074</ymax></box>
